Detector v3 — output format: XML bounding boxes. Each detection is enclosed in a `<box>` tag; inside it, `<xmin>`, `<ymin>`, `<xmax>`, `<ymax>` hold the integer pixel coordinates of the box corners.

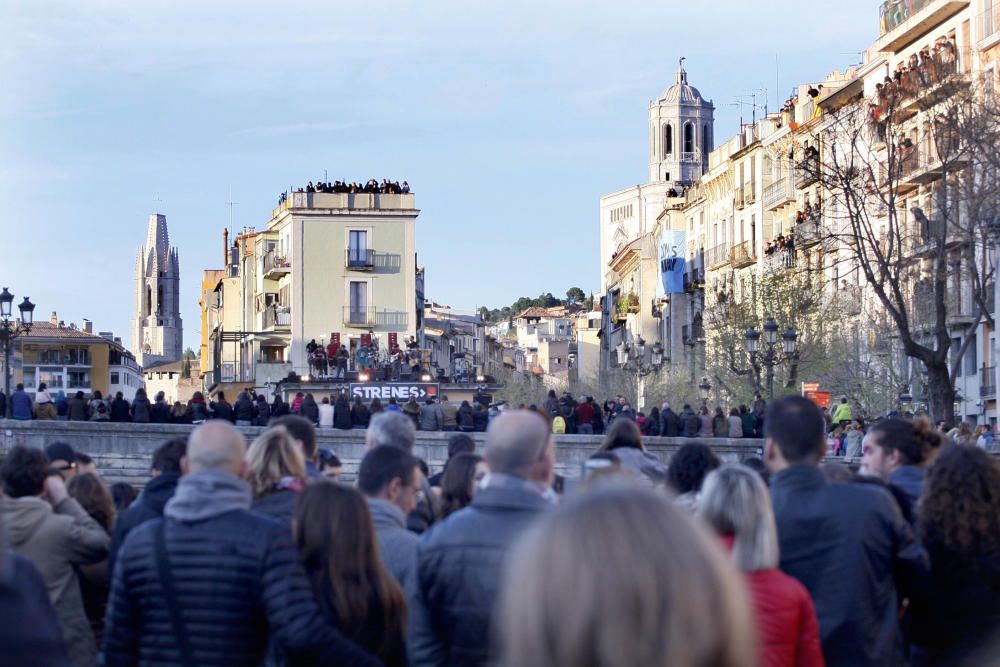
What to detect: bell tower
<box><xmin>132</xmin><ymin>213</ymin><xmax>183</xmax><ymax>367</ymax></box>
<box><xmin>648</xmin><ymin>58</ymin><xmax>716</xmax><ymax>185</ymax></box>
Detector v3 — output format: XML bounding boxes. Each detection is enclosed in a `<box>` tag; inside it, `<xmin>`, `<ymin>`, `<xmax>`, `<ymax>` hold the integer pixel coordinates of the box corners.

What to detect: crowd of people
<box><xmin>297</xmin><ymin>179</ymin><xmax>410</xmax><ymax>195</ymax></box>
<box><xmin>2</xmin><ymin>395</ymin><xmax>999</xmax><ymax>667</ymax></box>
<box><xmin>764</xmin><ymin>232</ymin><xmax>795</xmax><ymax>257</ymax></box>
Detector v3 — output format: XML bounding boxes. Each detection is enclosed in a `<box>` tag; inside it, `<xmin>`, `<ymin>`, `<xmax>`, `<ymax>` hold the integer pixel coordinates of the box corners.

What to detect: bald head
<box><xmin>186</xmin><ymin>421</ymin><xmax>247</xmax><ymax>476</ymax></box>
<box><xmin>486</xmin><ymin>411</ymin><xmax>554</xmax><ymax>483</ymax></box>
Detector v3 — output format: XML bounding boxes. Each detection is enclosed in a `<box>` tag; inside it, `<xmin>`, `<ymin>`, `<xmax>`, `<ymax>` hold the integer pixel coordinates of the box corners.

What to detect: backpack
<box><xmin>552</xmin><ymin>415</ymin><xmax>566</xmax><ymax>434</ymax></box>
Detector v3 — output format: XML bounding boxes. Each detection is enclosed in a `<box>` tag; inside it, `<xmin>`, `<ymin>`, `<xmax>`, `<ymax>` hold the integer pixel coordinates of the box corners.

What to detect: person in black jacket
<box><xmin>109</xmin><ymin>392</ymin><xmax>131</xmax><ymax>422</ymax></box>
<box><xmin>0</xmin><ymin>549</ymin><xmax>71</xmax><ymax>667</ymax></box>
<box><xmin>247</xmin><ymin>426</ymin><xmax>306</xmax><ymax>530</ymax></box>
<box><xmin>233</xmin><ymin>391</ymin><xmax>256</xmax><ymax>426</ymax></box>
<box><xmin>271</xmin><ymin>395</ymin><xmax>290</xmax><ymax>418</ymax></box>
<box><xmin>408</xmin><ymin>410</ymin><xmax>555</xmax><ymax>666</ymax></box>
<box><xmin>254</xmin><ymin>394</ymin><xmax>271</xmax><ymax>426</ymax></box>
<box><xmin>765</xmin><ymin>396</ymin><xmax>928</xmax><ymax>667</ymax></box>
<box><xmin>107</xmin><ymin>438</ymin><xmax>186</xmax><ymax>581</ymax></box>
<box><xmin>910</xmin><ymin>445</ymin><xmax>1000</xmax><ymax>665</ymax></box>
<box><xmin>103</xmin><ymin>421</ymin><xmax>379</xmax><ymax>667</ymax></box>
<box><xmin>472</xmin><ymin>402</ymin><xmax>489</xmax><ymax>432</ymax></box>
<box><xmin>334</xmin><ymin>394</ymin><xmax>353</xmax><ymax>430</ymax></box>
<box><xmin>149</xmin><ymin>392</ymin><xmax>171</xmax><ymax>423</ymax></box>
<box><xmin>210</xmin><ymin>391</ymin><xmax>235</xmax><ymax>422</ymax></box>
<box><xmin>130</xmin><ymin>388</ymin><xmax>152</xmax><ymax>423</ymax></box>
<box><xmin>351</xmin><ymin>396</ymin><xmax>371</xmax><ymax>429</ymax></box>
<box><xmin>659</xmin><ymin>403</ymin><xmax>679</xmax><ymax>437</ymax></box>
<box><xmin>457</xmin><ymin>400</ymin><xmax>475</xmax><ymax>432</ymax></box>
<box><xmin>299</xmin><ymin>393</ymin><xmax>320</xmax><ymax>425</ymax></box>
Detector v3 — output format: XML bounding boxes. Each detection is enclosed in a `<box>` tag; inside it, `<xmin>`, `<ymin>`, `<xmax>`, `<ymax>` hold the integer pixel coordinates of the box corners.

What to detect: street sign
<box><xmin>349</xmin><ymin>382</ymin><xmax>440</xmax><ymax>402</ymax></box>
<box><xmin>801</xmin><ymin>382</ymin><xmax>820</xmax><ymax>393</ymax></box>
<box><xmin>805</xmin><ymin>390</ymin><xmax>831</xmax><ymax>407</ymax></box>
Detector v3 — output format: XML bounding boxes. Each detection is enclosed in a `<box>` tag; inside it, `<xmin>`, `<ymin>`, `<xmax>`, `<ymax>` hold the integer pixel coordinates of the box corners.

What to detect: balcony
<box><xmin>911</xmin><ymin>216</ymin><xmax>966</xmax><ymax>255</ymax></box>
<box><xmin>263</xmin><ymin>250</ymin><xmax>291</xmax><ymax>280</ymax></box>
<box><xmin>764</xmin><ymin>247</ymin><xmax>796</xmax><ymax>273</ymax></box>
<box><xmin>706</xmin><ymin>242</ymin><xmax>731</xmax><ymax>270</ymax></box>
<box><xmin>877</xmin><ymin>0</ymin><xmax>970</xmax><ymax>53</ymax></box>
<box><xmin>983</xmin><ymin>3</ymin><xmax>1000</xmax><ymax>47</ymax></box>
<box><xmin>346</xmin><ymin>248</ymin><xmax>375</xmax><ymax>270</ymax></box>
<box><xmin>343</xmin><ymin>307</ymin><xmax>409</xmax><ymax>329</ymax></box>
<box><xmin>795</xmin><ymin>154</ymin><xmax>820</xmax><ymax>189</ymax></box>
<box><xmin>876</xmin><ymin>54</ymin><xmax>964</xmax><ymax>123</ymax></box>
<box><xmin>763</xmin><ymin>174</ymin><xmax>797</xmax><ymax>210</ymax></box>
<box><xmin>981</xmin><ymin>366</ymin><xmax>996</xmax><ymax>399</ymax></box>
<box><xmin>796</xmin><ymin>220</ymin><xmax>823</xmax><ymax>248</ymax></box>
<box><xmin>729</xmin><ymin>240</ymin><xmax>756</xmax><ymax>269</ymax></box>
<box><xmin>682</xmin><ymin>321</ymin><xmax>704</xmax><ymax>345</ymax></box>
<box><xmin>263</xmin><ymin>305</ymin><xmax>290</xmax><ymax>330</ymax></box>
<box><xmin>735</xmin><ymin>187</ymin><xmax>745</xmax><ymax>210</ymax></box>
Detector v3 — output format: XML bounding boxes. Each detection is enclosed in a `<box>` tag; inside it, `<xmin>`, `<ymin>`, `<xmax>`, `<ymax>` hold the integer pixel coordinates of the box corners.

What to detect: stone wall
<box><xmin>0</xmin><ymin>419</ymin><xmax>767</xmax><ymax>486</ymax></box>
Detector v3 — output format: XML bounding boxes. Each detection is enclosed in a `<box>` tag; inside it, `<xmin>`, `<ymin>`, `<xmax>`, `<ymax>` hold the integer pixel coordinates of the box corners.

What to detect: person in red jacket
<box><xmin>699</xmin><ymin>464</ymin><xmax>825</xmax><ymax>667</ymax></box>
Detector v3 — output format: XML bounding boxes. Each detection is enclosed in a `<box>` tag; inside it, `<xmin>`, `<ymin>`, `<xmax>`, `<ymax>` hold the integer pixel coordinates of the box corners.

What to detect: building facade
<box><xmin>132</xmin><ymin>213</ymin><xmax>183</xmax><ymax>368</ymax></box>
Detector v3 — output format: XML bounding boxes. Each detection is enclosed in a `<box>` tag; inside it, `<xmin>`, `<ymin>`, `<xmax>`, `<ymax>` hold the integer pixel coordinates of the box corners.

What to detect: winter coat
<box><xmin>403</xmin><ymin>401</ymin><xmax>422</xmax><ymax>427</ymax></box>
<box><xmin>457</xmin><ymin>405</ymin><xmax>475</xmax><ymax>432</ymax></box>
<box><xmin>211</xmin><ymin>400</ymin><xmax>234</xmax><ymax>422</ymax></box>
<box><xmin>299</xmin><ymin>397</ymin><xmax>319</xmax><ymax>424</ymax></box>
<box><xmin>187</xmin><ymin>399</ymin><xmax>210</xmax><ymax>422</ymax></box>
<box><xmin>741</xmin><ymin>411</ymin><xmax>757</xmax><ymax>437</ymax></box>
<box><xmin>608</xmin><ymin>446</ymin><xmax>668</xmax><ymax>485</ymax></box>
<box><xmin>472</xmin><ymin>406</ymin><xmax>489</xmax><ymax>432</ymax></box>
<box><xmin>351</xmin><ymin>402</ymin><xmax>371</xmax><ymax>428</ymax></box>
<box><xmin>642</xmin><ymin>414</ymin><xmax>661</xmax><ymax>436</ymax></box>
<box><xmin>745</xmin><ymin>568</ymin><xmax>824</xmax><ymax>667</ymax></box>
<box><xmin>0</xmin><ymin>551</ymin><xmax>71</xmax><ymax>667</ymax></box>
<box><xmin>308</xmin><ymin>577</ymin><xmax>406</xmax><ymax>667</ymax></box>
<box><xmin>677</xmin><ymin>408</ymin><xmax>696</xmax><ymax>436</ymax></box>
<box><xmin>130</xmin><ymin>396</ymin><xmax>151</xmax><ymax>423</ymax></box>
<box><xmin>368</xmin><ymin>498</ymin><xmax>419</xmax><ymax>591</ymax></box>
<box><xmin>149</xmin><ymin>399</ymin><xmax>171</xmax><ymax>423</ymax></box>
<box><xmin>712</xmin><ymin>415</ymin><xmax>727</xmax><ymax>437</ymax></box>
<box><xmin>103</xmin><ymin>471</ymin><xmax>379</xmax><ymax>667</ymax></box>
<box><xmin>660</xmin><ymin>408</ymin><xmax>679</xmax><ymax>437</ymax></box>
<box><xmin>420</xmin><ymin>403</ymin><xmax>443</xmax><ymax>431</ymax></box>
<box><xmin>831</xmin><ymin>402</ymin><xmax>852</xmax><ymax>423</ymax></box>
<box><xmin>271</xmin><ymin>400</ymin><xmax>290</xmax><ymax>418</ymax></box>
<box><xmin>254</xmin><ymin>400</ymin><xmax>271</xmax><ymax>426</ymax></box>
<box><xmin>233</xmin><ymin>395</ymin><xmax>256</xmax><ymax>422</ymax></box>
<box><xmin>845</xmin><ymin>430</ymin><xmax>864</xmax><ymax>457</ymax></box>
<box><xmin>318</xmin><ymin>403</ymin><xmax>334</xmax><ymax>428</ymax></box>
<box><xmin>728</xmin><ymin>415</ymin><xmax>743</xmax><ymax>438</ymax></box>
<box><xmin>575</xmin><ymin>401</ymin><xmax>596</xmax><ymax>428</ymax></box>
<box><xmin>440</xmin><ymin>402</ymin><xmax>458</xmax><ymax>428</ymax></box>
<box><xmin>110</xmin><ymin>398</ymin><xmax>131</xmax><ymax>422</ymax></box>
<box><xmin>408</xmin><ymin>479</ymin><xmax>551</xmax><ymax>666</ymax></box>
<box><xmin>887</xmin><ymin>466</ymin><xmax>923</xmax><ymax>518</ymax></box>
<box><xmin>334</xmin><ymin>400</ymin><xmax>353</xmax><ymax>429</ymax></box>
<box><xmin>770</xmin><ymin>464</ymin><xmax>928</xmax><ymax>667</ymax></box>
<box><xmin>1</xmin><ymin>495</ymin><xmax>110</xmax><ymax>667</ymax></box>
<box><xmin>89</xmin><ymin>398</ymin><xmax>109</xmax><ymax>421</ymax></box>
<box><xmin>108</xmin><ymin>472</ymin><xmax>180</xmax><ymax>582</ymax></box>
<box><xmin>291</xmin><ymin>395</ymin><xmax>304</xmax><ymax>414</ymax></box>
<box><xmin>251</xmin><ymin>488</ymin><xmax>298</xmax><ymax>532</ymax></box>
<box><xmin>698</xmin><ymin>414</ymin><xmax>713</xmax><ymax>437</ymax></box>
<box><xmin>68</xmin><ymin>396</ymin><xmax>89</xmax><ymax>421</ymax></box>
<box><xmin>11</xmin><ymin>390</ymin><xmax>33</xmax><ymax>419</ymax></box>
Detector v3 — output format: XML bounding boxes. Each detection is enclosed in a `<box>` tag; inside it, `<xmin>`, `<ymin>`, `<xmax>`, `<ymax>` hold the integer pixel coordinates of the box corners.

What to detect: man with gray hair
<box><xmin>104</xmin><ymin>421</ymin><xmax>379</xmax><ymax>667</ymax></box>
<box><xmin>408</xmin><ymin>410</ymin><xmax>556</xmax><ymax>666</ymax></box>
<box><xmin>366</xmin><ymin>410</ymin><xmax>417</xmax><ymax>452</ymax></box>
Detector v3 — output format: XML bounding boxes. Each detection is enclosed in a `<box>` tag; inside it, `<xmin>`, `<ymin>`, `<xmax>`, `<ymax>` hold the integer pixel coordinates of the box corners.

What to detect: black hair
<box><xmin>667</xmin><ymin>443</ymin><xmax>721</xmax><ymax>495</ymax></box>
<box><xmin>357</xmin><ymin>445</ymin><xmax>418</xmax><ymax>496</ymax></box>
<box><xmin>764</xmin><ymin>396</ymin><xmax>826</xmax><ymax>463</ymax></box>
<box><xmin>1</xmin><ymin>446</ymin><xmax>50</xmax><ymax>498</ymax></box>
<box><xmin>319</xmin><ymin>449</ymin><xmax>342</xmax><ymax>470</ymax></box>
<box><xmin>447</xmin><ymin>433</ymin><xmax>476</xmax><ymax>459</ymax></box>
<box><xmin>152</xmin><ymin>437</ymin><xmax>187</xmax><ymax>475</ymax></box>
<box><xmin>75</xmin><ymin>452</ymin><xmax>93</xmax><ymax>465</ymax></box>
<box><xmin>269</xmin><ymin>415</ymin><xmax>317</xmax><ymax>457</ymax></box>
<box><xmin>868</xmin><ymin>417</ymin><xmax>932</xmax><ymax>466</ymax></box>
<box><xmin>111</xmin><ymin>482</ymin><xmax>138</xmax><ymax>512</ymax></box>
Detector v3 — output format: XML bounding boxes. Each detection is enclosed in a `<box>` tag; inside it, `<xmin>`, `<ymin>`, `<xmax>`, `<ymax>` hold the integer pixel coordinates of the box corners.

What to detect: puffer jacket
<box><xmin>419</xmin><ymin>403</ymin><xmax>443</xmax><ymax>431</ymax></box>
<box><xmin>746</xmin><ymin>568</ymin><xmax>824</xmax><ymax>667</ymax></box>
<box><xmin>251</xmin><ymin>488</ymin><xmax>298</xmax><ymax>532</ymax></box>
<box><xmin>103</xmin><ymin>471</ymin><xmax>379</xmax><ymax>667</ymax></box>
<box><xmin>68</xmin><ymin>396</ymin><xmax>90</xmax><ymax>421</ymax></box>
<box><xmin>131</xmin><ymin>396</ymin><xmax>152</xmax><ymax>423</ymax></box>
<box><xmin>408</xmin><ymin>478</ymin><xmax>551</xmax><ymax>666</ymax></box>
<box><xmin>108</xmin><ymin>473</ymin><xmax>180</xmax><ymax>581</ymax></box>
<box><xmin>2</xmin><ymin>495</ymin><xmax>110</xmax><ymax>667</ymax></box>
<box><xmin>0</xmin><ymin>551</ymin><xmax>71</xmax><ymax>667</ymax></box>
<box><xmin>233</xmin><ymin>396</ymin><xmax>256</xmax><ymax>422</ymax></box>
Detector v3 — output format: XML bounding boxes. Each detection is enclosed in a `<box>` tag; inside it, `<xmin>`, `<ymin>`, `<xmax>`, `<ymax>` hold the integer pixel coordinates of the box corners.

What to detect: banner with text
<box><xmin>349</xmin><ymin>382</ymin><xmax>440</xmax><ymax>402</ymax></box>
<box><xmin>660</xmin><ymin>229</ymin><xmax>687</xmax><ymax>294</ymax></box>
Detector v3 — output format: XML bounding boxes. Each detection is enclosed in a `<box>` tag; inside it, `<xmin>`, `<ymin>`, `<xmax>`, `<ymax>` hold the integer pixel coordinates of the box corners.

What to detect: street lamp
<box><xmin>0</xmin><ymin>288</ymin><xmax>35</xmax><ymax>417</ymax></box>
<box><xmin>625</xmin><ymin>336</ymin><xmax>664</xmax><ymax>410</ymax></box>
<box><xmin>698</xmin><ymin>376</ymin><xmax>712</xmax><ymax>406</ymax></box>
<box><xmin>746</xmin><ymin>316</ymin><xmax>797</xmax><ymax>400</ymax></box>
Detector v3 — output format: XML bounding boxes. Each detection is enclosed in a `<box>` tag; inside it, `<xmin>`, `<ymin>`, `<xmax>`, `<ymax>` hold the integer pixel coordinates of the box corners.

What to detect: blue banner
<box><xmin>660</xmin><ymin>230</ymin><xmax>687</xmax><ymax>294</ymax></box>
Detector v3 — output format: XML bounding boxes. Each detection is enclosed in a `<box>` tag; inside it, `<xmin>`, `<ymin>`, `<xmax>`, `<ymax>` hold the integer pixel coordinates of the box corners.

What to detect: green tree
<box><xmin>565</xmin><ymin>287</ymin><xmax>586</xmax><ymax>304</ymax></box>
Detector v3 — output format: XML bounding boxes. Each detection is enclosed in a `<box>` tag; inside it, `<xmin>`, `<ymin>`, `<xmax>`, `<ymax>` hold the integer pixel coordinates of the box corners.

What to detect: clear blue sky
<box><xmin>0</xmin><ymin>0</ymin><xmax>877</xmax><ymax>353</ymax></box>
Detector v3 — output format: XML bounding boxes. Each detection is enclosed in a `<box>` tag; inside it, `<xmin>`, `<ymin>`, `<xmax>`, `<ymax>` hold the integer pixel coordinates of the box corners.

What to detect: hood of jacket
<box><xmin>164</xmin><ymin>470</ymin><xmax>252</xmax><ymax>523</ymax></box>
<box><xmin>140</xmin><ymin>472</ymin><xmax>181</xmax><ymax>515</ymax></box>
<box><xmin>1</xmin><ymin>496</ymin><xmax>51</xmax><ymax>546</ymax></box>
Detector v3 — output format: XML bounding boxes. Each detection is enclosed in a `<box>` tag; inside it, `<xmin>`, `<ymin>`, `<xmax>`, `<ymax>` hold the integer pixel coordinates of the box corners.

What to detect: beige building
<box><xmin>202</xmin><ymin>190</ymin><xmax>419</xmax><ymax>397</ymax></box>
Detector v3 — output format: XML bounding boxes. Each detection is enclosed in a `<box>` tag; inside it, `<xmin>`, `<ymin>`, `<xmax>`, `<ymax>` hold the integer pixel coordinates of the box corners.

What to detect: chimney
<box><xmin>83</xmin><ymin>319</ymin><xmax>93</xmax><ymax>334</ymax></box>
<box><xmin>49</xmin><ymin>311</ymin><xmax>58</xmax><ymax>325</ymax></box>
<box><xmin>223</xmin><ymin>228</ymin><xmax>229</xmax><ymax>266</ymax></box>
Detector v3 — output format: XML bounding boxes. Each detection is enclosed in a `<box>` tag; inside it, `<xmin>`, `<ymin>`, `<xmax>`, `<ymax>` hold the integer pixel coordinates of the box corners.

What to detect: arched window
<box><xmin>683</xmin><ymin>122</ymin><xmax>694</xmax><ymax>153</ymax></box>
<box><xmin>703</xmin><ymin>123</ymin><xmax>711</xmax><ymax>154</ymax></box>
<box><xmin>146</xmin><ymin>286</ymin><xmax>152</xmax><ymax>317</ymax></box>
<box><xmin>157</xmin><ymin>286</ymin><xmax>164</xmax><ymax>316</ymax></box>
<box><xmin>663</xmin><ymin>124</ymin><xmax>673</xmax><ymax>157</ymax></box>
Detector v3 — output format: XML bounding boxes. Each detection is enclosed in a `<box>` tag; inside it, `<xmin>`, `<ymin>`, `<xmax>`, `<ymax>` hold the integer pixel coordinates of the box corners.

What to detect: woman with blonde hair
<box><xmin>698</xmin><ymin>465</ymin><xmax>823</xmax><ymax>667</ymax></box>
<box><xmin>246</xmin><ymin>425</ymin><xmax>306</xmax><ymax>528</ymax></box>
<box><xmin>498</xmin><ymin>484</ymin><xmax>754</xmax><ymax>667</ymax></box>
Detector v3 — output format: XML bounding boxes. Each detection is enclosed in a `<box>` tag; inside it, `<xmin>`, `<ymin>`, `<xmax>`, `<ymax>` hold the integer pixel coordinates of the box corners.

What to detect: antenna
<box><xmin>152</xmin><ymin>195</ymin><xmax>163</xmax><ymax>214</ymax></box>
<box><xmin>226</xmin><ymin>186</ymin><xmax>239</xmax><ymax>242</ymax></box>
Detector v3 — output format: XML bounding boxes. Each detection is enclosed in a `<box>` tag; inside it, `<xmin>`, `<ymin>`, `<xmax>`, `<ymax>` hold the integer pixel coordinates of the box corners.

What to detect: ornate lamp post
<box><xmin>622</xmin><ymin>336</ymin><xmax>664</xmax><ymax>410</ymax></box>
<box><xmin>0</xmin><ymin>288</ymin><xmax>35</xmax><ymax>418</ymax></box>
<box><xmin>698</xmin><ymin>376</ymin><xmax>712</xmax><ymax>407</ymax></box>
<box><xmin>746</xmin><ymin>316</ymin><xmax>797</xmax><ymax>400</ymax></box>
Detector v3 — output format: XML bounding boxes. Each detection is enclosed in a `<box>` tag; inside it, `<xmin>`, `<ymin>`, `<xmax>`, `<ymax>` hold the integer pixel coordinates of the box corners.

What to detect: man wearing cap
<box><xmin>45</xmin><ymin>443</ymin><xmax>79</xmax><ymax>481</ymax></box>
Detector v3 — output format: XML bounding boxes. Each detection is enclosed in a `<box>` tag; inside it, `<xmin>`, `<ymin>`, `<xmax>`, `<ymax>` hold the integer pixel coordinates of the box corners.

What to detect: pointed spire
<box><xmin>145</xmin><ymin>214</ymin><xmax>169</xmax><ymax>266</ymax></box>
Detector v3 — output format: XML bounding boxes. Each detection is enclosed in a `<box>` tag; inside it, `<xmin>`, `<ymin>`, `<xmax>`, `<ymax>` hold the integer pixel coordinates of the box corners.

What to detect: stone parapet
<box><xmin>0</xmin><ymin>419</ymin><xmax>774</xmax><ymax>485</ymax></box>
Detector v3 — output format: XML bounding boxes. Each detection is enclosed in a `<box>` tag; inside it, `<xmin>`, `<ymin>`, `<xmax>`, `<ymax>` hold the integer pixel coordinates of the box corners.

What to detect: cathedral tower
<box><xmin>132</xmin><ymin>213</ymin><xmax>183</xmax><ymax>368</ymax></box>
<box><xmin>648</xmin><ymin>59</ymin><xmax>715</xmax><ymax>185</ymax></box>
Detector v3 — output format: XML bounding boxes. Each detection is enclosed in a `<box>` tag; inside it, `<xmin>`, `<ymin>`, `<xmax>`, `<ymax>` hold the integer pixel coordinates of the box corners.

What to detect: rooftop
<box><xmin>20</xmin><ymin>322</ymin><xmax>115</xmax><ymax>344</ymax></box>
<box><xmin>271</xmin><ymin>191</ymin><xmax>416</xmax><ymax>219</ymax></box>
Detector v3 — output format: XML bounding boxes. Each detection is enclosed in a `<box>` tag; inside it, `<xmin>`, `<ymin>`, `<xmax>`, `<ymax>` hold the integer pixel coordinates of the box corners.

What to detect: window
<box><xmin>965</xmin><ymin>334</ymin><xmax>977</xmax><ymax>376</ymax></box>
<box><xmin>110</xmin><ymin>372</ymin><xmax>120</xmax><ymax>385</ymax></box>
<box><xmin>348</xmin><ymin>230</ymin><xmax>369</xmax><ymax>266</ymax></box>
<box><xmin>146</xmin><ymin>286</ymin><xmax>152</xmax><ymax>317</ymax></box>
<box><xmin>157</xmin><ymin>286</ymin><xmax>164</xmax><ymax>315</ymax></box>
<box><xmin>663</xmin><ymin>124</ymin><xmax>673</xmax><ymax>157</ymax></box>
<box><xmin>68</xmin><ymin>371</ymin><xmax>90</xmax><ymax>388</ymax></box>
<box><xmin>22</xmin><ymin>369</ymin><xmax>36</xmax><ymax>388</ymax></box>
<box><xmin>349</xmin><ymin>281</ymin><xmax>368</xmax><ymax>322</ymax></box>
<box><xmin>703</xmin><ymin>123</ymin><xmax>710</xmax><ymax>154</ymax></box>
<box><xmin>683</xmin><ymin>122</ymin><xmax>694</xmax><ymax>153</ymax></box>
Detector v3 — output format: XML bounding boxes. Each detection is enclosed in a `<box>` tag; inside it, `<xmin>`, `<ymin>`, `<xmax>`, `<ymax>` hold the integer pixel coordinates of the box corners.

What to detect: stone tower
<box><xmin>648</xmin><ymin>58</ymin><xmax>715</xmax><ymax>185</ymax></box>
<box><xmin>132</xmin><ymin>213</ymin><xmax>183</xmax><ymax>368</ymax></box>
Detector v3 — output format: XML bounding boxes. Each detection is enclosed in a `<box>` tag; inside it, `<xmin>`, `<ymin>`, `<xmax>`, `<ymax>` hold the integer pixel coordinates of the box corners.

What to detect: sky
<box><xmin>0</xmin><ymin>0</ymin><xmax>878</xmax><ymax>353</ymax></box>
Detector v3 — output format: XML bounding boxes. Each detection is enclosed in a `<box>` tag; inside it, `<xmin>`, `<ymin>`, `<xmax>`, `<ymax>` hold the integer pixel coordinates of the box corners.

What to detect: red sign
<box><xmin>801</xmin><ymin>382</ymin><xmax>820</xmax><ymax>393</ymax></box>
<box><xmin>389</xmin><ymin>332</ymin><xmax>399</xmax><ymax>354</ymax></box>
<box><xmin>806</xmin><ymin>390</ymin><xmax>831</xmax><ymax>408</ymax></box>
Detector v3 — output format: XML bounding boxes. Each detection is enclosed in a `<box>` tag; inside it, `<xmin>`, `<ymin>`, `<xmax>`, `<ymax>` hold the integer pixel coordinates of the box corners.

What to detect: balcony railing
<box><xmin>764</xmin><ymin>247</ymin><xmax>796</xmax><ymax>273</ymax></box>
<box><xmin>263</xmin><ymin>250</ymin><xmax>291</xmax><ymax>279</ymax></box>
<box><xmin>763</xmin><ymin>174</ymin><xmax>797</xmax><ymax>210</ymax></box>
<box><xmin>795</xmin><ymin>154</ymin><xmax>820</xmax><ymax>188</ymax></box>
<box><xmin>343</xmin><ymin>307</ymin><xmax>409</xmax><ymax>329</ymax></box>
<box><xmin>729</xmin><ymin>240</ymin><xmax>755</xmax><ymax>268</ymax></box>
<box><xmin>706</xmin><ymin>242</ymin><xmax>731</xmax><ymax>269</ymax></box>
<box><xmin>263</xmin><ymin>305</ymin><xmax>290</xmax><ymax>329</ymax></box>
<box><xmin>346</xmin><ymin>248</ymin><xmax>375</xmax><ymax>270</ymax></box>
<box><xmin>982</xmin><ymin>366</ymin><xmax>996</xmax><ymax>399</ymax></box>
<box><xmin>796</xmin><ymin>220</ymin><xmax>823</xmax><ymax>247</ymax></box>
<box><xmin>877</xmin><ymin>0</ymin><xmax>970</xmax><ymax>52</ymax></box>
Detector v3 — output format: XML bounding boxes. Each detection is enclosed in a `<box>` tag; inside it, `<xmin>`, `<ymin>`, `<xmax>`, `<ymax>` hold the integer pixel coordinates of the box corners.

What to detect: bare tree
<box><xmin>801</xmin><ymin>59</ymin><xmax>1000</xmax><ymax>424</ymax></box>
